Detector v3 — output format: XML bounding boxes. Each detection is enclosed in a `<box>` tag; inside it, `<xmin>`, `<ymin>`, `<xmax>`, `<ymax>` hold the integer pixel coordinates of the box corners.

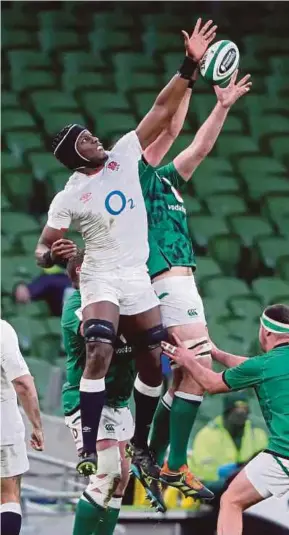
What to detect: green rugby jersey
<box><xmin>61</xmin><ymin>290</ymin><xmax>136</xmax><ymax>415</ymax></box>
<box><xmin>139</xmin><ymin>160</ymin><xmax>196</xmax><ymax>278</ymax></box>
<box><xmin>223</xmin><ymin>344</ymin><xmax>289</xmax><ymax>458</ymax></box>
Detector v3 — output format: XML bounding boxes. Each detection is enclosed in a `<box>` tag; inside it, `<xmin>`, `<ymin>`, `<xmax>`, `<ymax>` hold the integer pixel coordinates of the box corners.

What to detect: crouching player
<box><xmin>61</xmin><ymin>251</ymin><xmax>164</xmax><ymax>535</ymax></box>
<box><xmin>62</xmin><ymin>250</ymin><xmax>135</xmax><ymax>534</ymax></box>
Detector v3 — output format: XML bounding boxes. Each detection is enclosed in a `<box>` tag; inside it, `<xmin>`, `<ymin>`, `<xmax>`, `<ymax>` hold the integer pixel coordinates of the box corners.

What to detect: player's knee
<box><xmin>220</xmin><ymin>488</ymin><xmax>240</xmax><ymax>509</ymax></box>
<box><xmin>136</xmin><ymin>324</ymin><xmax>168</xmax><ymax>353</ymax></box>
<box><xmin>84</xmin><ymin>319</ymin><xmax>115</xmax><ymax>375</ymax></box>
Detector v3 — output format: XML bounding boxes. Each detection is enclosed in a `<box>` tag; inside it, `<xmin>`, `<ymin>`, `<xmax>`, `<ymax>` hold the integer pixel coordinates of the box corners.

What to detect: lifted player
<box><xmin>130</xmin><ymin>70</ymin><xmax>251</xmax><ymax>500</ymax></box>
<box><xmin>163</xmin><ymin>304</ymin><xmax>289</xmax><ymax>535</ymax></box>
<box><xmin>62</xmin><ymin>251</ymin><xmax>166</xmax><ymax>535</ymax></box>
<box><xmin>35</xmin><ymin>19</ymin><xmax>217</xmax><ymax>478</ymax></box>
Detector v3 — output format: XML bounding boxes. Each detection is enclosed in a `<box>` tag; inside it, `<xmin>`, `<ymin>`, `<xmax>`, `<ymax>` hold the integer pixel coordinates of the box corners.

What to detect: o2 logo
<box><xmin>105</xmin><ymin>190</ymin><xmax>135</xmax><ymax>216</ymax></box>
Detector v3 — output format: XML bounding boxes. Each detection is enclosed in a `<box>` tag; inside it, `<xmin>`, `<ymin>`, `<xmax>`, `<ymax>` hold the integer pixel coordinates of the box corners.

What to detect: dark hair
<box><xmin>66</xmin><ymin>249</ymin><xmax>84</xmax><ymax>285</ymax></box>
<box><xmin>264</xmin><ymin>304</ymin><xmax>289</xmax><ymax>325</ymax></box>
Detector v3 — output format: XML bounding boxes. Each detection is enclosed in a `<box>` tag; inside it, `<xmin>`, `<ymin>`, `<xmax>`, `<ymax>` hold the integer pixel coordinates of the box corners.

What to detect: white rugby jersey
<box><xmin>1</xmin><ymin>320</ymin><xmax>30</xmax><ymax>445</ymax></box>
<box><xmin>47</xmin><ymin>131</ymin><xmax>149</xmax><ymax>273</ymax></box>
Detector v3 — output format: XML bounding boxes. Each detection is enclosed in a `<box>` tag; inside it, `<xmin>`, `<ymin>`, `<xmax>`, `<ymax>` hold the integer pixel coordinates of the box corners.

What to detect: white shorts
<box><xmin>80</xmin><ymin>265</ymin><xmax>159</xmax><ymax>315</ymax></box>
<box><xmin>245</xmin><ymin>452</ymin><xmax>289</xmax><ymax>498</ymax></box>
<box><xmin>0</xmin><ymin>439</ymin><xmax>29</xmax><ymax>478</ymax></box>
<box><xmin>65</xmin><ymin>405</ymin><xmax>135</xmax><ymax>453</ymax></box>
<box><xmin>152</xmin><ymin>275</ymin><xmax>206</xmax><ymax>328</ymax></box>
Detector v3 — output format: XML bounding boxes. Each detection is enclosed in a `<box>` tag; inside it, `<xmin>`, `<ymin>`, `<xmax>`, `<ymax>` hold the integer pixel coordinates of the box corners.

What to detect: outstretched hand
<box><xmin>214</xmin><ymin>70</ymin><xmax>252</xmax><ymax>109</ymax></box>
<box><xmin>182</xmin><ymin>18</ymin><xmax>217</xmax><ymax>62</ymax></box>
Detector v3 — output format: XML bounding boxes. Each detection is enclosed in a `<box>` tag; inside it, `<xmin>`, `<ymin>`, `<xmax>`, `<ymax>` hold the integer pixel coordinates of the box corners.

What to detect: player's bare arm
<box><xmin>136</xmin><ymin>19</ymin><xmax>217</xmax><ymax>150</ymax></box>
<box><xmin>211</xmin><ymin>342</ymin><xmax>248</xmax><ymax>368</ymax></box>
<box><xmin>161</xmin><ymin>336</ymin><xmax>230</xmax><ymax>394</ymax></box>
<box><xmin>35</xmin><ymin>225</ymin><xmax>76</xmax><ymax>268</ymax></box>
<box><xmin>13</xmin><ymin>375</ymin><xmax>44</xmax><ymax>451</ymax></box>
<box><xmin>174</xmin><ymin>70</ymin><xmax>252</xmax><ymax>181</ymax></box>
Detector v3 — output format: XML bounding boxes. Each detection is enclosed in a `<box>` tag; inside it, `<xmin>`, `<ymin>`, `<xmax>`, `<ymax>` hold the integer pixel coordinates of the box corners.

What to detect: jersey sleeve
<box><xmin>156</xmin><ymin>162</ymin><xmax>183</xmax><ymax>189</ymax></box>
<box><xmin>1</xmin><ymin>321</ymin><xmax>30</xmax><ymax>382</ymax></box>
<box><xmin>47</xmin><ymin>191</ymin><xmax>72</xmax><ymax>230</ymax></box>
<box><xmin>110</xmin><ymin>131</ymin><xmax>142</xmax><ymax>161</ymax></box>
<box><xmin>223</xmin><ymin>356</ymin><xmax>264</xmax><ymax>390</ymax></box>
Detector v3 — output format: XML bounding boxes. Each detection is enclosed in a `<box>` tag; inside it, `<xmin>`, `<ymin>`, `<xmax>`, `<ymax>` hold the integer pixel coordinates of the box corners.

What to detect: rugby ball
<box><xmin>200</xmin><ymin>40</ymin><xmax>240</xmax><ymax>86</ymax></box>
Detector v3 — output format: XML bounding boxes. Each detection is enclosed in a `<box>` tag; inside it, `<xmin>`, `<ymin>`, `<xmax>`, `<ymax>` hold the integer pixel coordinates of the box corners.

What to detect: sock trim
<box><xmin>134</xmin><ymin>375</ymin><xmax>162</xmax><ymax>397</ymax></box>
<box><xmin>175</xmin><ymin>391</ymin><xmax>203</xmax><ymax>403</ymax></box>
<box><xmin>80</xmin><ymin>377</ymin><xmax>105</xmax><ymax>393</ymax></box>
<box><xmin>0</xmin><ymin>503</ymin><xmax>22</xmax><ymax>515</ymax></box>
<box><xmin>162</xmin><ymin>391</ymin><xmax>173</xmax><ymax>410</ymax></box>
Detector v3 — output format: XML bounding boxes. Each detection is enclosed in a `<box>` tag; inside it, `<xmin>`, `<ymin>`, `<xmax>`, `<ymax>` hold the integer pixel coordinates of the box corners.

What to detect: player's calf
<box><xmin>78</xmin><ymin>319</ymin><xmax>116</xmax><ymax>476</ymax></box>
<box><xmin>1</xmin><ymin>477</ymin><xmax>22</xmax><ymax>535</ymax></box>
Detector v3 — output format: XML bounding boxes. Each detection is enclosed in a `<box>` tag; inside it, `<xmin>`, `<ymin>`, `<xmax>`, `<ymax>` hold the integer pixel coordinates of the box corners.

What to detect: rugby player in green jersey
<box><xmin>62</xmin><ymin>251</ymin><xmax>166</xmax><ymax>533</ymax></box>
<box><xmin>130</xmin><ymin>71</ymin><xmax>251</xmax><ymax>498</ymax></box>
<box><xmin>163</xmin><ymin>303</ymin><xmax>289</xmax><ymax>535</ymax></box>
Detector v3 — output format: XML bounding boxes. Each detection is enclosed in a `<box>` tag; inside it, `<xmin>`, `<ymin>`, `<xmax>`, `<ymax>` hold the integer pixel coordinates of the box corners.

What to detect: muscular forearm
<box><xmin>190</xmin><ymin>102</ymin><xmax>229</xmax><ymax>158</ymax></box>
<box><xmin>35</xmin><ymin>242</ymin><xmax>51</xmax><ymax>267</ymax></box>
<box><xmin>183</xmin><ymin>354</ymin><xmax>228</xmax><ymax>393</ymax></box>
<box><xmin>213</xmin><ymin>349</ymin><xmax>247</xmax><ymax>368</ymax></box>
<box><xmin>14</xmin><ymin>376</ymin><xmax>42</xmax><ymax>430</ymax></box>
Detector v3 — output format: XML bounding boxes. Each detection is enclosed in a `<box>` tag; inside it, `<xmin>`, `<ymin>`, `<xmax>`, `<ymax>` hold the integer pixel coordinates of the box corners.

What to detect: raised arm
<box><xmin>173</xmin><ymin>71</ymin><xmax>251</xmax><ymax>181</ymax></box>
<box><xmin>135</xmin><ymin>19</ymin><xmax>217</xmax><ymax>150</ymax></box>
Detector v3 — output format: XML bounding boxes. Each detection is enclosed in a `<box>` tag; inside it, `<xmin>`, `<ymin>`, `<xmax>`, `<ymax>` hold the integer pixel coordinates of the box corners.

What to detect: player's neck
<box><xmin>82</xmin><ymin>164</ymin><xmax>105</xmax><ymax>176</ymax></box>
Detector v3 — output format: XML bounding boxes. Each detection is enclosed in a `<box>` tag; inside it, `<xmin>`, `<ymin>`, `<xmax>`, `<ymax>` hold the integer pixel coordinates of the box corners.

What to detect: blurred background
<box><xmin>1</xmin><ymin>1</ymin><xmax>289</xmax><ymax>533</ymax></box>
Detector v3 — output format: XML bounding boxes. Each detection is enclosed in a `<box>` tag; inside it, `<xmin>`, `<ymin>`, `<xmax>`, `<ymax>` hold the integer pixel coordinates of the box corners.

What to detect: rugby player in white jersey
<box><xmin>1</xmin><ymin>319</ymin><xmax>44</xmax><ymax>535</ymax></box>
<box><xmin>35</xmin><ymin>20</ymin><xmax>217</xmax><ymax>478</ymax></box>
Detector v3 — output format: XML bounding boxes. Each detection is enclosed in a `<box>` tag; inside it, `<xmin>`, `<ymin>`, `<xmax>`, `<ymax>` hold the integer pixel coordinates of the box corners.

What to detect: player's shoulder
<box><xmin>109</xmin><ymin>130</ymin><xmax>141</xmax><ymax>158</ymax></box>
<box><xmin>62</xmin><ymin>290</ymin><xmax>81</xmax><ymax>322</ymax></box>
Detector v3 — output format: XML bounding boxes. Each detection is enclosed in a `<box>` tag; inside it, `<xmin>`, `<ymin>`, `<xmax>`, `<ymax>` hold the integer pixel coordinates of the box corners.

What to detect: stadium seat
<box><xmin>62</xmin><ymin>72</ymin><xmax>112</xmax><ymax>93</ymax></box>
<box><xmin>276</xmin><ymin>256</ymin><xmax>289</xmax><ymax>282</ymax></box>
<box><xmin>192</xmin><ymin>175</ymin><xmax>240</xmax><ymax>201</ymax></box>
<box><xmin>3</xmin><ymin>171</ymin><xmax>34</xmax><ymax>207</ymax></box>
<box><xmin>81</xmin><ymin>91</ymin><xmax>131</xmax><ymax>116</ymax></box>
<box><xmin>6</xmin><ymin>132</ymin><xmax>44</xmax><ymax>161</ymax></box>
<box><xmin>243</xmin><ymin>35</ymin><xmax>289</xmax><ymax>56</ymax></box>
<box><xmin>202</xmin><ymin>297</ymin><xmax>228</xmax><ymax>323</ymax></box>
<box><xmin>263</xmin><ymin>194</ymin><xmax>289</xmax><ymax>228</ymax></box>
<box><xmin>207</xmin><ymin>234</ymin><xmax>243</xmax><ymax>276</ymax></box>
<box><xmin>182</xmin><ymin>194</ymin><xmax>203</xmax><ymax>216</ymax></box>
<box><xmin>11</xmin><ymin>70</ymin><xmax>57</xmax><ymax>92</ymax></box>
<box><xmin>2</xmin><ymin>213</ymin><xmax>40</xmax><ymax>236</ymax></box>
<box><xmin>30</xmin><ymin>90</ymin><xmax>79</xmax><ymax>115</ymax></box>
<box><xmin>1</xmin><ymin>91</ymin><xmax>20</xmax><ymax>109</ymax></box>
<box><xmin>25</xmin><ymin>357</ymin><xmax>54</xmax><ymax>401</ymax></box>
<box><xmin>2</xmin><ymin>28</ymin><xmax>37</xmax><ymax>49</ymax></box>
<box><xmin>62</xmin><ymin>51</ymin><xmax>107</xmax><ymax>75</ymax></box>
<box><xmin>2</xmin><ymin>110</ymin><xmax>35</xmax><ymax>132</ymax></box>
<box><xmin>245</xmin><ymin>176</ymin><xmax>289</xmax><ymax>202</ymax></box>
<box><xmin>228</xmin><ymin>295</ymin><xmax>262</xmax><ymax>321</ymax></box>
<box><xmin>42</xmin><ymin>111</ymin><xmax>86</xmax><ymax>136</ymax></box>
<box><xmin>8</xmin><ymin>50</ymin><xmax>52</xmax><ymax>72</ymax></box>
<box><xmin>195</xmin><ymin>257</ymin><xmax>222</xmax><ymax>283</ymax></box>
<box><xmin>252</xmin><ymin>277</ymin><xmax>289</xmax><ymax>306</ymax></box>
<box><xmin>221</xmin><ymin>318</ymin><xmax>258</xmax><ymax>350</ymax></box>
<box><xmin>250</xmin><ymin>114</ymin><xmax>289</xmax><ymax>140</ymax></box>
<box><xmin>92</xmin><ymin>112</ymin><xmax>136</xmax><ymax>139</ymax></box>
<box><xmin>20</xmin><ymin>234</ymin><xmax>40</xmax><ymax>255</ymax></box>
<box><xmin>228</xmin><ymin>215</ymin><xmax>273</xmax><ymax>247</ymax></box>
<box><xmin>9</xmin><ymin>317</ymin><xmax>47</xmax><ymax>354</ymax></box>
<box><xmin>16</xmin><ymin>301</ymin><xmax>50</xmax><ymax>318</ymax></box>
<box><xmin>206</xmin><ymin>194</ymin><xmax>247</xmax><ymax>217</ymax></box>
<box><xmin>187</xmin><ymin>215</ymin><xmax>229</xmax><ymax>248</ymax></box>
<box><xmin>216</xmin><ymin>135</ymin><xmax>259</xmax><ymax>158</ymax></box>
<box><xmin>28</xmin><ymin>153</ymin><xmax>63</xmax><ymax>180</ymax></box>
<box><xmin>268</xmin><ymin>135</ymin><xmax>289</xmax><ymax>164</ymax></box>
<box><xmin>39</xmin><ymin>28</ymin><xmax>82</xmax><ymax>53</ymax></box>
<box><xmin>206</xmin><ymin>322</ymin><xmax>229</xmax><ymax>348</ymax></box>
<box><xmin>237</xmin><ymin>155</ymin><xmax>287</xmax><ymax>179</ymax></box>
<box><xmin>256</xmin><ymin>236</ymin><xmax>289</xmax><ymax>270</ymax></box>
<box><xmin>201</xmin><ymin>276</ymin><xmax>251</xmax><ymax>301</ymax></box>
<box><xmin>133</xmin><ymin>92</ymin><xmax>157</xmax><ymax>118</ymax></box>
<box><xmin>1</xmin><ymin>235</ymin><xmax>14</xmax><ymax>256</ymax></box>
<box><xmin>92</xmin><ymin>11</ymin><xmax>135</xmax><ymax>32</ymax></box>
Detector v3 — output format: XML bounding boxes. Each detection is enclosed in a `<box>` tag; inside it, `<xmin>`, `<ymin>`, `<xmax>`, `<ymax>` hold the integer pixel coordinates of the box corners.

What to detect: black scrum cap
<box><xmin>52</xmin><ymin>124</ymin><xmax>92</xmax><ymax>170</ymax></box>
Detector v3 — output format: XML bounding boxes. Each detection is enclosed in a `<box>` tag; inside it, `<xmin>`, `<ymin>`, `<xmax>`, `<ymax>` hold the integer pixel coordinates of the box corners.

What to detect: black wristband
<box><xmin>42</xmin><ymin>250</ymin><xmax>54</xmax><ymax>268</ymax></box>
<box><xmin>188</xmin><ymin>79</ymin><xmax>196</xmax><ymax>89</ymax></box>
<box><xmin>178</xmin><ymin>56</ymin><xmax>198</xmax><ymax>81</ymax></box>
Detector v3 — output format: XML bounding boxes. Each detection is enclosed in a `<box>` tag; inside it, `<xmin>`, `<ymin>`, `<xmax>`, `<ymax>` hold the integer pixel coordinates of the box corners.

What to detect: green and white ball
<box><xmin>200</xmin><ymin>40</ymin><xmax>240</xmax><ymax>86</ymax></box>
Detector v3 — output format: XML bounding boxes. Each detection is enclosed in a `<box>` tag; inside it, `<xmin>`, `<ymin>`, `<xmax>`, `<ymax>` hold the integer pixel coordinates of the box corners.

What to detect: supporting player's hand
<box><xmin>162</xmin><ymin>334</ymin><xmax>192</xmax><ymax>368</ymax></box>
<box><xmin>214</xmin><ymin>70</ymin><xmax>252</xmax><ymax>109</ymax></box>
<box><xmin>30</xmin><ymin>427</ymin><xmax>44</xmax><ymax>451</ymax></box>
<box><xmin>182</xmin><ymin>19</ymin><xmax>217</xmax><ymax>62</ymax></box>
<box><xmin>50</xmin><ymin>238</ymin><xmax>77</xmax><ymax>262</ymax></box>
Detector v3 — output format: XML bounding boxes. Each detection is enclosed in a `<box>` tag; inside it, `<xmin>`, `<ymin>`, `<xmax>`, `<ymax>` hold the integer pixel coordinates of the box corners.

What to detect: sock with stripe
<box><xmin>80</xmin><ymin>377</ymin><xmax>105</xmax><ymax>454</ymax></box>
<box><xmin>1</xmin><ymin>503</ymin><xmax>22</xmax><ymax>535</ymax></box>
<box><xmin>149</xmin><ymin>391</ymin><xmax>173</xmax><ymax>466</ymax></box>
<box><xmin>168</xmin><ymin>392</ymin><xmax>202</xmax><ymax>471</ymax></box>
<box><xmin>133</xmin><ymin>375</ymin><xmax>163</xmax><ymax>449</ymax></box>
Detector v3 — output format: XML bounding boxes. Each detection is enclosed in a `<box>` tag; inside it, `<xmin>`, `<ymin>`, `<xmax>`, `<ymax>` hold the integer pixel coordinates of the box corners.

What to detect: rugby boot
<box><xmin>76</xmin><ymin>451</ymin><xmax>98</xmax><ymax>477</ymax></box>
<box><xmin>159</xmin><ymin>462</ymin><xmax>214</xmax><ymax>501</ymax></box>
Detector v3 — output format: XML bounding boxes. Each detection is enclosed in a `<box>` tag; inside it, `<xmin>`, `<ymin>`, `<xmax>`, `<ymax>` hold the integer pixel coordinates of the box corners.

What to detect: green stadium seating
<box><xmin>245</xmin><ymin>176</ymin><xmax>289</xmax><ymax>202</ymax></box>
<box><xmin>25</xmin><ymin>357</ymin><xmax>54</xmax><ymax>401</ymax></box>
<box><xmin>277</xmin><ymin>256</ymin><xmax>289</xmax><ymax>282</ymax></box>
<box><xmin>30</xmin><ymin>90</ymin><xmax>79</xmax><ymax>115</ymax></box>
<box><xmin>6</xmin><ymin>132</ymin><xmax>44</xmax><ymax>161</ymax></box>
<box><xmin>92</xmin><ymin>112</ymin><xmax>136</xmax><ymax>139</ymax></box>
<box><xmin>252</xmin><ymin>277</ymin><xmax>289</xmax><ymax>306</ymax></box>
<box><xmin>9</xmin><ymin>317</ymin><xmax>47</xmax><ymax>354</ymax></box>
<box><xmin>8</xmin><ymin>50</ymin><xmax>52</xmax><ymax>71</ymax></box>
<box><xmin>1</xmin><ymin>193</ymin><xmax>12</xmax><ymax>211</ymax></box>
<box><xmin>228</xmin><ymin>295</ymin><xmax>262</xmax><ymax>321</ymax></box>
<box><xmin>43</xmin><ymin>111</ymin><xmax>86</xmax><ymax>136</ymax></box>
<box><xmin>187</xmin><ymin>216</ymin><xmax>228</xmax><ymax>248</ymax></box>
<box><xmin>1</xmin><ymin>236</ymin><xmax>14</xmax><ymax>256</ymax></box>
<box><xmin>206</xmin><ymin>194</ymin><xmax>247</xmax><ymax>217</ymax></box>
<box><xmin>250</xmin><ymin>114</ymin><xmax>289</xmax><ymax>140</ymax></box>
<box><xmin>201</xmin><ymin>276</ymin><xmax>251</xmax><ymax>301</ymax></box>
<box><xmin>39</xmin><ymin>28</ymin><xmax>82</xmax><ymax>53</ymax></box>
<box><xmin>263</xmin><ymin>194</ymin><xmax>289</xmax><ymax>228</ymax></box>
<box><xmin>3</xmin><ymin>171</ymin><xmax>34</xmax><ymax>206</ymax></box>
<box><xmin>206</xmin><ymin>322</ymin><xmax>229</xmax><ymax>348</ymax></box>
<box><xmin>28</xmin><ymin>152</ymin><xmax>63</xmax><ymax>180</ymax></box>
<box><xmin>192</xmin><ymin>175</ymin><xmax>240</xmax><ymax>201</ymax></box>
<box><xmin>202</xmin><ymin>297</ymin><xmax>228</xmax><ymax>322</ymax></box>
<box><xmin>1</xmin><ymin>295</ymin><xmax>16</xmax><ymax>317</ymax></box>
<box><xmin>81</xmin><ymin>91</ymin><xmax>131</xmax><ymax>115</ymax></box>
<box><xmin>195</xmin><ymin>257</ymin><xmax>222</xmax><ymax>283</ymax></box>
<box><xmin>2</xmin><ymin>110</ymin><xmax>35</xmax><ymax>132</ymax></box>
<box><xmin>220</xmin><ymin>318</ymin><xmax>258</xmax><ymax>351</ymax></box>
<box><xmin>2</xmin><ymin>28</ymin><xmax>37</xmax><ymax>49</ymax></box>
<box><xmin>221</xmin><ymin>115</ymin><xmax>245</xmax><ymax>134</ymax></box>
<box><xmin>228</xmin><ymin>215</ymin><xmax>273</xmax><ymax>247</ymax></box>
<box><xmin>1</xmin><ymin>91</ymin><xmax>20</xmax><ymax>108</ymax></box>
<box><xmin>237</xmin><ymin>156</ymin><xmax>287</xmax><ymax>179</ymax></box>
<box><xmin>16</xmin><ymin>301</ymin><xmax>50</xmax><ymax>318</ymax></box>
<box><xmin>92</xmin><ymin>11</ymin><xmax>135</xmax><ymax>32</ymax></box>
<box><xmin>256</xmin><ymin>236</ymin><xmax>289</xmax><ymax>270</ymax></box>
<box><xmin>193</xmin><ymin>157</ymin><xmax>234</xmax><ymax>177</ymax></box>
<box><xmin>2</xmin><ymin>213</ymin><xmax>40</xmax><ymax>236</ymax></box>
<box><xmin>216</xmin><ymin>135</ymin><xmax>259</xmax><ymax>158</ymax></box>
<box><xmin>243</xmin><ymin>35</ymin><xmax>289</xmax><ymax>56</ymax></box>
<box><xmin>20</xmin><ymin>234</ymin><xmax>39</xmax><ymax>255</ymax></box>
<box><xmin>11</xmin><ymin>70</ymin><xmax>57</xmax><ymax>92</ymax></box>
<box><xmin>182</xmin><ymin>194</ymin><xmax>203</xmax><ymax>216</ymax></box>
<box><xmin>208</xmin><ymin>234</ymin><xmax>242</xmax><ymax>276</ymax></box>
<box><xmin>269</xmin><ymin>135</ymin><xmax>289</xmax><ymax>164</ymax></box>
<box><xmin>62</xmin><ymin>72</ymin><xmax>112</xmax><ymax>93</ymax></box>
<box><xmin>62</xmin><ymin>51</ymin><xmax>107</xmax><ymax>75</ymax></box>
